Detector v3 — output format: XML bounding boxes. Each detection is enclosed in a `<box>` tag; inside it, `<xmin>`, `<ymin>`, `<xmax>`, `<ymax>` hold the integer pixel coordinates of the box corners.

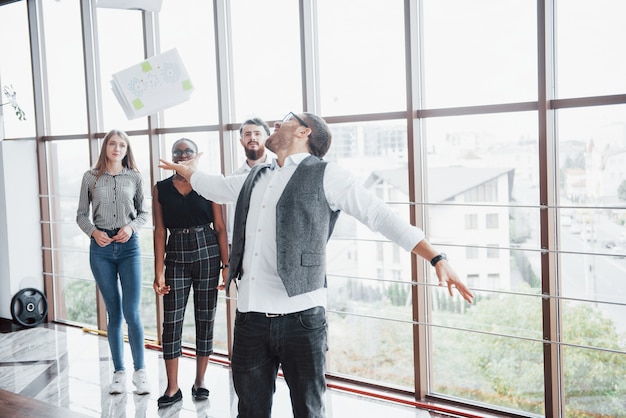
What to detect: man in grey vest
<box><xmin>159</xmin><ymin>112</ymin><xmax>474</xmax><ymax>418</ymax></box>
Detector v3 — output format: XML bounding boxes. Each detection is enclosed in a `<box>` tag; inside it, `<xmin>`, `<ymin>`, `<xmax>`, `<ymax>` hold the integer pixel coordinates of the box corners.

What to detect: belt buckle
<box><xmin>265</xmin><ymin>313</ymin><xmax>283</xmax><ymax>318</ymax></box>
<box><xmin>182</xmin><ymin>228</ymin><xmax>190</xmax><ymax>234</ymax></box>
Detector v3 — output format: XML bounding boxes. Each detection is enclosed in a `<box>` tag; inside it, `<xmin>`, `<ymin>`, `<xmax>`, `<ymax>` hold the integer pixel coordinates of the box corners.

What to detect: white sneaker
<box><xmin>109</xmin><ymin>370</ymin><xmax>126</xmax><ymax>394</ymax></box>
<box><xmin>132</xmin><ymin>369</ymin><xmax>151</xmax><ymax>395</ymax></box>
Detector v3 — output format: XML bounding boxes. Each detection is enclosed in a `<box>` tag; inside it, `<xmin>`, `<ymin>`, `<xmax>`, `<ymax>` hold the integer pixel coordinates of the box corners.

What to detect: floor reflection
<box><xmin>157</xmin><ymin>400</ymin><xmax>183</xmax><ymax>418</ymax></box>
<box><xmin>0</xmin><ymin>323</ymin><xmax>434</xmax><ymax>418</ymax></box>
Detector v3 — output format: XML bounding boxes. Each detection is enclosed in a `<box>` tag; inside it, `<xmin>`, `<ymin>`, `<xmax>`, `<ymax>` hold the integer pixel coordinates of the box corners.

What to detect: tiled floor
<box><xmin>0</xmin><ymin>323</ymin><xmax>447</xmax><ymax>418</ymax></box>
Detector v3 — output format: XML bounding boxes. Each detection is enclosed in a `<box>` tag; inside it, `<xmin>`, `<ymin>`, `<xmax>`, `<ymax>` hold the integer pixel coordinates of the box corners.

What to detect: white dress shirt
<box><xmin>190</xmin><ymin>153</ymin><xmax>425</xmax><ymax>314</ymax></box>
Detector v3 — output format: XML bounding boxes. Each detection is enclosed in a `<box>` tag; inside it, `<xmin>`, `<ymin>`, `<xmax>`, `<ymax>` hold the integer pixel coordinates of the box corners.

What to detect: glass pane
<box><xmin>434</xmin><ymin>244</ymin><xmax>542</xmax><ymax>299</ymax></box>
<box><xmin>328</xmin><ymin>268</ymin><xmax>413</xmax><ymax>322</ymax></box>
<box><xmin>557</xmin><ymin>104</ymin><xmax>626</xmax><ymax>416</ymax></box>
<box><xmin>317</xmin><ymin>0</ymin><xmax>406</xmax><ymax>116</ymax></box>
<box><xmin>55</xmin><ymin>247</ymin><xmax>92</xmax><ymax>285</ymax></box>
<box><xmin>325</xmin><ymin>120</ymin><xmax>408</xmax><ymax>177</ymax></box>
<box><xmin>432</xmin><ymin>327</ymin><xmax>544</xmax><ymax>416</ymax></box>
<box><xmin>96</xmin><ymin>8</ymin><xmax>146</xmax><ymax>131</ymax></box>
<box><xmin>159</xmin><ymin>0</ymin><xmax>219</xmax><ymax>127</ymax></box>
<box><xmin>429</xmin><ymin>205</ymin><xmax>541</xmax><ymax>255</ymax></box>
<box><xmin>557</xmin><ymin>105</ymin><xmax>626</xmax><ymax>335</ymax></box>
<box><xmin>556</xmin><ymin>1</ymin><xmax>626</xmax><ymax>99</ymax></box>
<box><xmin>424</xmin><ymin>112</ymin><xmax>539</xmax><ymax>206</ymax></box>
<box><xmin>430</xmin><ymin>252</ymin><xmax>544</xmax><ymax>414</ymax></box>
<box><xmin>557</xmin><ymin>105</ymin><xmax>626</xmax><ymax>208</ymax></box>
<box><xmin>558</xmin><ymin>207</ymin><xmax>626</xmax><ymax>258</ymax></box>
<box><xmin>561</xmin><ymin>299</ymin><xmax>625</xmax><ymax>351</ymax></box>
<box><xmin>442</xmin><ymin>285</ymin><xmax>542</xmax><ymax>338</ymax></box>
<box><xmin>46</xmin><ymin>139</ymin><xmax>89</xmax><ymax>220</ymax></box>
<box><xmin>42</xmin><ymin>0</ymin><xmax>87</xmax><ymax>135</ymax></box>
<box><xmin>55</xmin><ymin>276</ymin><xmax>97</xmax><ymax>325</ymax></box>
<box><xmin>139</xmin><ymin>276</ymin><xmax>157</xmax><ymax>341</ymax></box>
<box><xmin>325</xmin><ymin>120</ymin><xmax>413</xmax><ymax>387</ymax></box>
<box><xmin>560</xmin><ymin>254</ymin><xmax>626</xmax><ymax>338</ymax></box>
<box><xmin>327</xmin><ymin>313</ymin><xmax>414</xmax><ymax>388</ymax></box>
<box><xmin>51</xmin><ymin>222</ymin><xmax>86</xmax><ymax>251</ymax></box>
<box><xmin>422</xmin><ymin>0</ymin><xmax>537</xmax><ymax>108</ymax></box>
<box><xmin>326</xmin><ymin>119</ymin><xmax>411</xmax><ymax>307</ymax></box>
<box><xmin>122</xmin><ymin>134</ymin><xmax>157</xmax><ymax>340</ymax></box>
<box><xmin>48</xmin><ymin>139</ymin><xmax>89</xmax><ymax>196</ymax></box>
<box><xmin>562</xmin><ymin>343</ymin><xmax>625</xmax><ymax>417</ymax></box>
<box><xmin>46</xmin><ymin>140</ymin><xmax>91</xmax><ymax>324</ymax></box>
<box><xmin>230</xmin><ymin>0</ymin><xmax>301</xmax><ymax>121</ymax></box>
<box><xmin>0</xmin><ymin>1</ymin><xmax>36</xmax><ymax>138</ymax></box>
<box><xmin>423</xmin><ymin>111</ymin><xmax>541</xmax><ymax>293</ymax></box>
<box><xmin>425</xmin><ymin>109</ymin><xmax>545</xmax><ymax>416</ymax></box>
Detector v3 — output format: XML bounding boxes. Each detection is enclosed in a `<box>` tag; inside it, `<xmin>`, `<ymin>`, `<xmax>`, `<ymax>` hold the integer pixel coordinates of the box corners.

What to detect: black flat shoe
<box><xmin>191</xmin><ymin>385</ymin><xmax>210</xmax><ymax>401</ymax></box>
<box><xmin>157</xmin><ymin>388</ymin><xmax>182</xmax><ymax>408</ymax></box>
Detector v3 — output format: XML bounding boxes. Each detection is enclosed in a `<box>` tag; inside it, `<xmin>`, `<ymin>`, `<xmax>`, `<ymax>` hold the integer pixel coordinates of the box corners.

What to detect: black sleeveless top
<box><xmin>156</xmin><ymin>176</ymin><xmax>214</xmax><ymax>229</ymax></box>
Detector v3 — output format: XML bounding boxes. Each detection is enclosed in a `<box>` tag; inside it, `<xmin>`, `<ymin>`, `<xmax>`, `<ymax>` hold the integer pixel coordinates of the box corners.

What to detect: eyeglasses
<box><xmin>282</xmin><ymin>112</ymin><xmax>309</xmax><ymax>128</ymax></box>
<box><xmin>172</xmin><ymin>149</ymin><xmax>196</xmax><ymax>158</ymax></box>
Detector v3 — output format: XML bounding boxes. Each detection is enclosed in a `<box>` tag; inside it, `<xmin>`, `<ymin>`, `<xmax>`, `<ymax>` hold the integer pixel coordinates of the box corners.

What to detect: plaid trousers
<box><xmin>161</xmin><ymin>226</ymin><xmax>220</xmax><ymax>359</ymax></box>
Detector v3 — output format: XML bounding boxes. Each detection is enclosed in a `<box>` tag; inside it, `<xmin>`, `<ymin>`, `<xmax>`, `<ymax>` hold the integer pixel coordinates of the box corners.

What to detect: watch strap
<box><xmin>430</xmin><ymin>253</ymin><xmax>447</xmax><ymax>267</ymax></box>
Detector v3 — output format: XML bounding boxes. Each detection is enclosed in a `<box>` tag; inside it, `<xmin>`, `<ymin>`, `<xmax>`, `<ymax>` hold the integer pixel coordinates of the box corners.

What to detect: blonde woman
<box><xmin>76</xmin><ymin>129</ymin><xmax>150</xmax><ymax>395</ymax></box>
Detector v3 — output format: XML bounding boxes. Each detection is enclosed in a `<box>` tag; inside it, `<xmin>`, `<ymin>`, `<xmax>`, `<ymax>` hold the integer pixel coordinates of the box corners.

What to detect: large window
<box><xmin>159</xmin><ymin>0</ymin><xmax>219</xmax><ymax>127</ymax></box>
<box><xmin>317</xmin><ymin>0</ymin><xmax>406</xmax><ymax>115</ymax></box>
<box><xmin>1</xmin><ymin>1</ymin><xmax>625</xmax><ymax>417</ymax></box>
<box><xmin>230</xmin><ymin>0</ymin><xmax>302</xmax><ymax>121</ymax></box>
<box><xmin>555</xmin><ymin>1</ymin><xmax>626</xmax><ymax>98</ymax></box>
<box><xmin>96</xmin><ymin>7</ymin><xmax>147</xmax><ymax>132</ymax></box>
<box><xmin>41</xmin><ymin>0</ymin><xmax>87</xmax><ymax>135</ymax></box>
<box><xmin>422</xmin><ymin>0</ymin><xmax>537</xmax><ymax>108</ymax></box>
<box><xmin>556</xmin><ymin>104</ymin><xmax>626</xmax><ymax>417</ymax></box>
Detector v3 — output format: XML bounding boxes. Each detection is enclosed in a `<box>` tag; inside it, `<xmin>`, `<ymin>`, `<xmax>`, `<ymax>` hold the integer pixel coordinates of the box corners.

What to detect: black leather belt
<box><xmin>265</xmin><ymin>313</ymin><xmax>287</xmax><ymax>318</ymax></box>
<box><xmin>244</xmin><ymin>306</ymin><xmax>323</xmax><ymax>318</ymax></box>
<box><xmin>98</xmin><ymin>228</ymin><xmax>120</xmax><ymax>237</ymax></box>
<box><xmin>170</xmin><ymin>226</ymin><xmax>208</xmax><ymax>234</ymax></box>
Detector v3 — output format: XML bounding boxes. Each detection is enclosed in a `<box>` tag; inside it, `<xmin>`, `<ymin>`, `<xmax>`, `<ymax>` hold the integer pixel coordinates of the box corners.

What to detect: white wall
<box><xmin>0</xmin><ymin>140</ymin><xmax>44</xmax><ymax>320</ymax></box>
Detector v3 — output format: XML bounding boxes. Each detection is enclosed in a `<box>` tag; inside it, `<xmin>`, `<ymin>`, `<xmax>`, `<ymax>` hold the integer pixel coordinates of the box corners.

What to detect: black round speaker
<box><xmin>10</xmin><ymin>288</ymin><xmax>48</xmax><ymax>327</ymax></box>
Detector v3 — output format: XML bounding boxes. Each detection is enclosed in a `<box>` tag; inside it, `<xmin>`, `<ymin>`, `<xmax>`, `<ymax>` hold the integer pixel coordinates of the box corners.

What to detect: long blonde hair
<box><xmin>91</xmin><ymin>129</ymin><xmax>138</xmax><ymax>192</ymax></box>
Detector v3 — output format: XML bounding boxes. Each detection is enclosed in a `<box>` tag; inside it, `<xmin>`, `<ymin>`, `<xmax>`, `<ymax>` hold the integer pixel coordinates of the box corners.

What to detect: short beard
<box><xmin>245</xmin><ymin>146</ymin><xmax>265</xmax><ymax>161</ymax></box>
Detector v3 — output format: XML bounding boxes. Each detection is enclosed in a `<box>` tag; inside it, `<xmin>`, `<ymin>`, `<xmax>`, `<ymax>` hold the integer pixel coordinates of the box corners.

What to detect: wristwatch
<box><xmin>430</xmin><ymin>253</ymin><xmax>448</xmax><ymax>267</ymax></box>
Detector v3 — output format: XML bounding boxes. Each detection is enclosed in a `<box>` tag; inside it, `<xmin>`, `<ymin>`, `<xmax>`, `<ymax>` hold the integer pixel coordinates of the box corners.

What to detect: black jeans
<box><xmin>231</xmin><ymin>307</ymin><xmax>328</xmax><ymax>418</ymax></box>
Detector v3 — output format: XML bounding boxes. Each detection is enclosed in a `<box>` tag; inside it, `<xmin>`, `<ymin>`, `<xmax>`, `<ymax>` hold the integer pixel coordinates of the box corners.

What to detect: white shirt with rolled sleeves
<box><xmin>190</xmin><ymin>153</ymin><xmax>425</xmax><ymax>314</ymax></box>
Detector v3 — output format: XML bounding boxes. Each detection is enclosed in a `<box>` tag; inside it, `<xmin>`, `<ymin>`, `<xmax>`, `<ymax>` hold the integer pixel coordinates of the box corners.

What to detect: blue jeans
<box><xmin>231</xmin><ymin>307</ymin><xmax>328</xmax><ymax>418</ymax></box>
<box><xmin>90</xmin><ymin>233</ymin><xmax>144</xmax><ymax>372</ymax></box>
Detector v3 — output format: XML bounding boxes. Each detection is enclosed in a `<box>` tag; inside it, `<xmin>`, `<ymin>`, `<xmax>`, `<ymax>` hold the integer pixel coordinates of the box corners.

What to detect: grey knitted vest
<box><xmin>226</xmin><ymin>155</ymin><xmax>340</xmax><ymax>297</ymax></box>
